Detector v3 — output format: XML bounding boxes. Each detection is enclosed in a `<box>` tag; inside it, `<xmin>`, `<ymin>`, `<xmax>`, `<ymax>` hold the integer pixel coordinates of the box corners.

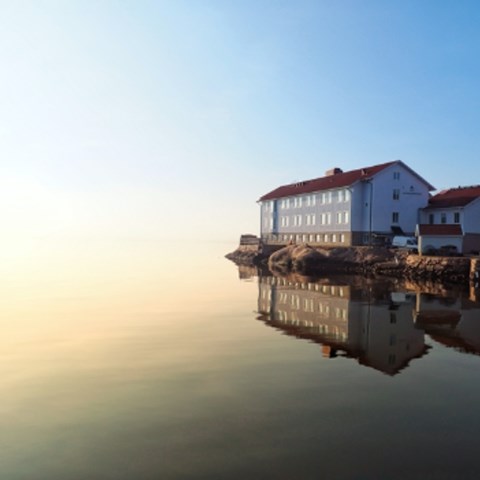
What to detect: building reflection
<box><xmin>414</xmin><ymin>294</ymin><xmax>480</xmax><ymax>356</ymax></box>
<box><xmin>257</xmin><ymin>275</ymin><xmax>480</xmax><ymax>375</ymax></box>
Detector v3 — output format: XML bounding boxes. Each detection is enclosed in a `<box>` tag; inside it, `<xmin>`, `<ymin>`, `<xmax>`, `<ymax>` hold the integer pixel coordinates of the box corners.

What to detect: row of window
<box><xmin>277</xmin><ymin>233</ymin><xmax>347</xmax><ymax>243</ymax></box>
<box><xmin>279</xmin><ymin>212</ymin><xmax>350</xmax><ymax>227</ymax></box>
<box><xmin>279</xmin><ymin>189</ymin><xmax>350</xmax><ymax>209</ymax></box>
<box><xmin>429</xmin><ymin>211</ymin><xmax>460</xmax><ymax>225</ymax></box>
<box><xmin>277</xmin><ymin>294</ymin><xmax>348</xmax><ymax>319</ymax></box>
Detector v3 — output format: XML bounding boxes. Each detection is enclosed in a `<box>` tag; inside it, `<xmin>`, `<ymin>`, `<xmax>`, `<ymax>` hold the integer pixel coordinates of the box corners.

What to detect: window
<box><xmin>332</xmin><ymin>234</ymin><xmax>337</xmax><ymax>243</ymax></box>
<box><xmin>336</xmin><ymin>212</ymin><xmax>342</xmax><ymax>224</ymax></box>
<box><xmin>324</xmin><ymin>234</ymin><xmax>329</xmax><ymax>242</ymax></box>
<box><xmin>326</xmin><ymin>213</ymin><xmax>331</xmax><ymax>225</ymax></box>
<box><xmin>392</xmin><ymin>212</ymin><xmax>399</xmax><ymax>223</ymax></box>
<box><xmin>281</xmin><ymin>216</ymin><xmax>289</xmax><ymax>227</ymax></box>
<box><xmin>393</xmin><ymin>188</ymin><xmax>400</xmax><ymax>200</ymax></box>
<box><xmin>441</xmin><ymin>213</ymin><xmax>447</xmax><ymax>224</ymax></box>
<box><xmin>306</xmin><ymin>195</ymin><xmax>315</xmax><ymax>207</ymax></box>
<box><xmin>429</xmin><ymin>213</ymin><xmax>434</xmax><ymax>225</ymax></box>
<box><xmin>340</xmin><ymin>234</ymin><xmax>345</xmax><ymax>243</ymax></box>
<box><xmin>316</xmin><ymin>234</ymin><xmax>321</xmax><ymax>242</ymax></box>
<box><xmin>345</xmin><ymin>189</ymin><xmax>350</xmax><ymax>201</ymax></box>
<box><xmin>338</xmin><ymin>189</ymin><xmax>344</xmax><ymax>202</ymax></box>
<box><xmin>454</xmin><ymin>212</ymin><xmax>460</xmax><ymax>223</ymax></box>
<box><xmin>327</xmin><ymin>191</ymin><xmax>332</xmax><ymax>203</ymax></box>
<box><xmin>343</xmin><ymin>211</ymin><xmax>349</xmax><ymax>224</ymax></box>
<box><xmin>393</xmin><ymin>171</ymin><xmax>400</xmax><ymax>180</ymax></box>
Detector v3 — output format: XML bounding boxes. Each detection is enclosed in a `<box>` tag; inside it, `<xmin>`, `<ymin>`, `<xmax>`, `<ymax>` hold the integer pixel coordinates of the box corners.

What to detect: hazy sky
<box><xmin>2</xmin><ymin>1</ymin><xmax>480</xmax><ymax>244</ymax></box>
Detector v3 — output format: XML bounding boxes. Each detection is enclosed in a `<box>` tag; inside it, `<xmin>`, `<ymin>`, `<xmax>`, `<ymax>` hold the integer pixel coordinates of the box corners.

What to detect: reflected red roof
<box><xmin>427</xmin><ymin>185</ymin><xmax>480</xmax><ymax>208</ymax></box>
<box><xmin>258</xmin><ymin>160</ymin><xmax>433</xmax><ymax>201</ymax></box>
<box><xmin>417</xmin><ymin>224</ymin><xmax>463</xmax><ymax>236</ymax></box>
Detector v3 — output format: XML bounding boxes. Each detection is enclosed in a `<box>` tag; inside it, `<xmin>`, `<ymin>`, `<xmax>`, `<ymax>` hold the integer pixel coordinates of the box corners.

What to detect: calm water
<box><xmin>1</xmin><ymin>239</ymin><xmax>480</xmax><ymax>479</ymax></box>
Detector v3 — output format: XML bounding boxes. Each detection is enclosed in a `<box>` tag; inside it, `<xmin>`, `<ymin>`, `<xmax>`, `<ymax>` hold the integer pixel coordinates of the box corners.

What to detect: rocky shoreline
<box><xmin>226</xmin><ymin>243</ymin><xmax>475</xmax><ymax>284</ymax></box>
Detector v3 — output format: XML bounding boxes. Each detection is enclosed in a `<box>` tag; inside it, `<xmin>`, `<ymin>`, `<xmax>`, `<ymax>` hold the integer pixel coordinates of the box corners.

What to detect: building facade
<box><xmin>258</xmin><ymin>160</ymin><xmax>434</xmax><ymax>246</ymax></box>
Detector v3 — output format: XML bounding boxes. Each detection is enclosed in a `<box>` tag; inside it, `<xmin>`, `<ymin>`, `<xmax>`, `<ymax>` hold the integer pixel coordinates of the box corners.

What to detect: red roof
<box><xmin>427</xmin><ymin>185</ymin><xmax>480</xmax><ymax>208</ymax></box>
<box><xmin>258</xmin><ymin>160</ymin><xmax>433</xmax><ymax>201</ymax></box>
<box><xmin>417</xmin><ymin>224</ymin><xmax>463</xmax><ymax>236</ymax></box>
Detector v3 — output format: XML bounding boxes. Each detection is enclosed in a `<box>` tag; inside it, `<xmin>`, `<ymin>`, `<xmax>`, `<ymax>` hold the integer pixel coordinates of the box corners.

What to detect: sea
<box><xmin>1</xmin><ymin>238</ymin><xmax>479</xmax><ymax>479</ymax></box>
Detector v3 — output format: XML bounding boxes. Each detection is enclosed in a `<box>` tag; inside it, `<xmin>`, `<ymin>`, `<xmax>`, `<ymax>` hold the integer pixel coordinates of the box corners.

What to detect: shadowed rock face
<box><xmin>266</xmin><ymin>244</ymin><xmax>472</xmax><ymax>283</ymax></box>
<box><xmin>268</xmin><ymin>244</ymin><xmax>396</xmax><ymax>275</ymax></box>
<box><xmin>268</xmin><ymin>244</ymin><xmax>326</xmax><ymax>274</ymax></box>
<box><xmin>227</xmin><ymin>241</ymin><xmax>473</xmax><ymax>284</ymax></box>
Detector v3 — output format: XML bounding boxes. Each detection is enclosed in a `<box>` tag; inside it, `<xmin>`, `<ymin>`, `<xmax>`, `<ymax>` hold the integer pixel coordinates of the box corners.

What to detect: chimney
<box><xmin>325</xmin><ymin>167</ymin><xmax>343</xmax><ymax>176</ymax></box>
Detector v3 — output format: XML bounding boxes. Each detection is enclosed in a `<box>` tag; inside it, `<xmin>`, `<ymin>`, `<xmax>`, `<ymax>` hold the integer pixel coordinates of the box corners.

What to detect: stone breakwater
<box><xmin>226</xmin><ymin>243</ymin><xmax>475</xmax><ymax>284</ymax></box>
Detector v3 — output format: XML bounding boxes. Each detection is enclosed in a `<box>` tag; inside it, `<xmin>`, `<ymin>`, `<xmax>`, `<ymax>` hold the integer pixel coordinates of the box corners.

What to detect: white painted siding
<box><xmin>418</xmin><ymin>235</ymin><xmax>463</xmax><ymax>253</ymax></box>
<box><xmin>370</xmin><ymin>164</ymin><xmax>430</xmax><ymax>235</ymax></box>
<box><xmin>463</xmin><ymin>199</ymin><xmax>480</xmax><ymax>234</ymax></box>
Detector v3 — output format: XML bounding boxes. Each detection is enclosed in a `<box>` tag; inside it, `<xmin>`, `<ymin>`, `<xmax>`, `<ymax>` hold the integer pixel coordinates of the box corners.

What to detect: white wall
<box><xmin>463</xmin><ymin>199</ymin><xmax>480</xmax><ymax>234</ymax></box>
<box><xmin>370</xmin><ymin>164</ymin><xmax>430</xmax><ymax>234</ymax></box>
<box><xmin>419</xmin><ymin>235</ymin><xmax>463</xmax><ymax>253</ymax></box>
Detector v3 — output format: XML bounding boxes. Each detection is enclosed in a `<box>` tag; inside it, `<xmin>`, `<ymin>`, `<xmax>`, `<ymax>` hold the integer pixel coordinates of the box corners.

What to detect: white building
<box><xmin>418</xmin><ymin>185</ymin><xmax>480</xmax><ymax>254</ymax></box>
<box><xmin>258</xmin><ymin>160</ymin><xmax>434</xmax><ymax>246</ymax></box>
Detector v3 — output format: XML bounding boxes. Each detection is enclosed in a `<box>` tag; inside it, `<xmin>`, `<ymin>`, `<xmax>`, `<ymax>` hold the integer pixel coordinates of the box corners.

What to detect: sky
<box><xmin>2</xmin><ymin>0</ymin><xmax>480</xmax><ymax>246</ymax></box>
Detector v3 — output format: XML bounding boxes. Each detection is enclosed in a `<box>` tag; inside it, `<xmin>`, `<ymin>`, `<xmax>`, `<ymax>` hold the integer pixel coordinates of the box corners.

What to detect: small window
<box><xmin>340</xmin><ymin>234</ymin><xmax>345</xmax><ymax>243</ymax></box>
<box><xmin>441</xmin><ymin>213</ymin><xmax>447</xmax><ymax>224</ymax></box>
<box><xmin>454</xmin><ymin>212</ymin><xmax>460</xmax><ymax>223</ymax></box>
<box><xmin>332</xmin><ymin>234</ymin><xmax>337</xmax><ymax>243</ymax></box>
<box><xmin>392</xmin><ymin>212</ymin><xmax>399</xmax><ymax>223</ymax></box>
<box><xmin>393</xmin><ymin>189</ymin><xmax>400</xmax><ymax>200</ymax></box>
<box><xmin>393</xmin><ymin>171</ymin><xmax>400</xmax><ymax>180</ymax></box>
<box><xmin>429</xmin><ymin>213</ymin><xmax>434</xmax><ymax>225</ymax></box>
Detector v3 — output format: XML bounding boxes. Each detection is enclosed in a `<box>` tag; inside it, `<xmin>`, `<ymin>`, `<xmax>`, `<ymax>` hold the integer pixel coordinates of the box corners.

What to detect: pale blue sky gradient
<box><xmin>2</xmin><ymin>1</ymin><xmax>480</xmax><ymax>245</ymax></box>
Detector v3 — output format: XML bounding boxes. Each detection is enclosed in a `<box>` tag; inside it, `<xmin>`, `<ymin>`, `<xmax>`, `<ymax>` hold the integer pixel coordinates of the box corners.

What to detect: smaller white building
<box><xmin>416</xmin><ymin>224</ymin><xmax>463</xmax><ymax>255</ymax></box>
<box><xmin>419</xmin><ymin>186</ymin><xmax>480</xmax><ymax>254</ymax></box>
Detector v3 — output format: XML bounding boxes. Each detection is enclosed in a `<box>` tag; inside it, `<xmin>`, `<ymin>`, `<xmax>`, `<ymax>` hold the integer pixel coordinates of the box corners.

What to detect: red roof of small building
<box><xmin>417</xmin><ymin>224</ymin><xmax>463</xmax><ymax>236</ymax></box>
<box><xmin>258</xmin><ymin>160</ymin><xmax>433</xmax><ymax>202</ymax></box>
<box><xmin>426</xmin><ymin>185</ymin><xmax>480</xmax><ymax>208</ymax></box>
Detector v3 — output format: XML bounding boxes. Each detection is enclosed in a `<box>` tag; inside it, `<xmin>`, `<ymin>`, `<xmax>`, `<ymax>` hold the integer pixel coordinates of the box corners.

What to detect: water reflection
<box><xmin>256</xmin><ymin>273</ymin><xmax>480</xmax><ymax>375</ymax></box>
